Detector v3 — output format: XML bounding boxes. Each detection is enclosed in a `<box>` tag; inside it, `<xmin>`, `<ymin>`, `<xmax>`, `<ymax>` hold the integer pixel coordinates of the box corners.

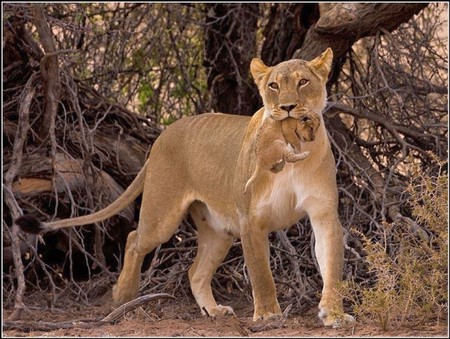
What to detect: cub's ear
<box><xmin>308</xmin><ymin>47</ymin><xmax>333</xmax><ymax>80</ymax></box>
<box><xmin>250</xmin><ymin>58</ymin><xmax>271</xmax><ymax>87</ymax></box>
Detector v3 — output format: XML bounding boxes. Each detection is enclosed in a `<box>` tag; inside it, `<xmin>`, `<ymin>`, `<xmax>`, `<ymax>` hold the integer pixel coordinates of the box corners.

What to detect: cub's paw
<box><xmin>297</xmin><ymin>151</ymin><xmax>310</xmax><ymax>160</ymax></box>
<box><xmin>204</xmin><ymin>304</ymin><xmax>235</xmax><ymax>317</ymax></box>
<box><xmin>286</xmin><ymin>151</ymin><xmax>310</xmax><ymax>163</ymax></box>
<box><xmin>318</xmin><ymin>309</ymin><xmax>355</xmax><ymax>328</ymax></box>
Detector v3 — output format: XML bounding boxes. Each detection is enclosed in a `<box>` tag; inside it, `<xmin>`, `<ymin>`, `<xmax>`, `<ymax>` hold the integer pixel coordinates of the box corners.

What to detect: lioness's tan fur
<box><xmin>16</xmin><ymin>48</ymin><xmax>354</xmax><ymax>327</ymax></box>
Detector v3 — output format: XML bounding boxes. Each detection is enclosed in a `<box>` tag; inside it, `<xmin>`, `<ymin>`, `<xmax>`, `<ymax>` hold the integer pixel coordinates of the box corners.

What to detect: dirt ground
<box><xmin>3</xmin><ymin>294</ymin><xmax>448</xmax><ymax>338</ymax></box>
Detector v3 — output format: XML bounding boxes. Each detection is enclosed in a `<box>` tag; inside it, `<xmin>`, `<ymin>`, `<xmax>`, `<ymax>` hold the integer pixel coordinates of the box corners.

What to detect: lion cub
<box><xmin>244</xmin><ymin>115</ymin><xmax>317</xmax><ymax>193</ymax></box>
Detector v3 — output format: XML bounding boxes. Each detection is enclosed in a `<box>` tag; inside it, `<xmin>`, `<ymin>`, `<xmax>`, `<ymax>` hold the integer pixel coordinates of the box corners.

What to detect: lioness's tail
<box><xmin>15</xmin><ymin>160</ymin><xmax>149</xmax><ymax>234</ymax></box>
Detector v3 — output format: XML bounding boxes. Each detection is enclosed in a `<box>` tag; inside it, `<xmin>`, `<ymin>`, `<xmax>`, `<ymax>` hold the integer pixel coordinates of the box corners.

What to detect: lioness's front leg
<box><xmin>240</xmin><ymin>222</ymin><xmax>281</xmax><ymax>321</ymax></box>
<box><xmin>309</xmin><ymin>208</ymin><xmax>354</xmax><ymax>327</ymax></box>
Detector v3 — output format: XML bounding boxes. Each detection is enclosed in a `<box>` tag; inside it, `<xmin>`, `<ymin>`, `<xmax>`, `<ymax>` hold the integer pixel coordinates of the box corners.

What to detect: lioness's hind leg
<box><xmin>112</xmin><ymin>230</ymin><xmax>145</xmax><ymax>304</ymax></box>
<box><xmin>113</xmin><ymin>183</ymin><xmax>194</xmax><ymax>305</ymax></box>
<box><xmin>189</xmin><ymin>204</ymin><xmax>234</xmax><ymax>317</ymax></box>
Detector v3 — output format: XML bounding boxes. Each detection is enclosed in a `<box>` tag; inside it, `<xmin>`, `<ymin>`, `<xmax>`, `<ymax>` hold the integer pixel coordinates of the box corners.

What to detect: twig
<box><xmin>4</xmin><ymin>77</ymin><xmax>36</xmax><ymax>320</ymax></box>
<box><xmin>276</xmin><ymin>230</ymin><xmax>306</xmax><ymax>292</ymax></box>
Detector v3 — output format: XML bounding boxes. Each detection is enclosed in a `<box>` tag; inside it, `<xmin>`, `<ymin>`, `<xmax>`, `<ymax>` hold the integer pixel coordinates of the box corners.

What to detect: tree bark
<box><xmin>293</xmin><ymin>3</ymin><xmax>428</xmax><ymax>84</ymax></box>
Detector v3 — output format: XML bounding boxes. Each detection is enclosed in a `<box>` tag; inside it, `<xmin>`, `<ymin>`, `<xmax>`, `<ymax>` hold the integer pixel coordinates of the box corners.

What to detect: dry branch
<box><xmin>32</xmin><ymin>5</ymin><xmax>61</xmax><ymax>142</ymax></box>
<box><xmin>3</xmin><ymin>77</ymin><xmax>36</xmax><ymax>321</ymax></box>
<box><xmin>3</xmin><ymin>293</ymin><xmax>175</xmax><ymax>332</ymax></box>
<box><xmin>101</xmin><ymin>293</ymin><xmax>175</xmax><ymax>323</ymax></box>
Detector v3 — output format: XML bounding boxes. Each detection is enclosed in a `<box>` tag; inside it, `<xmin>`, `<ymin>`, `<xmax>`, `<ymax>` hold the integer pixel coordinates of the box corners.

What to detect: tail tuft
<box><xmin>15</xmin><ymin>214</ymin><xmax>46</xmax><ymax>234</ymax></box>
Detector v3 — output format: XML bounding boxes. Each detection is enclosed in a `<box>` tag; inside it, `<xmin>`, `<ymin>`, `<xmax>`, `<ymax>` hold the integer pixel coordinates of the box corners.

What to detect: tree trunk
<box><xmin>261</xmin><ymin>3</ymin><xmax>320</xmax><ymax>65</ymax></box>
<box><xmin>203</xmin><ymin>3</ymin><xmax>260</xmax><ymax>116</ymax></box>
<box><xmin>293</xmin><ymin>3</ymin><xmax>428</xmax><ymax>83</ymax></box>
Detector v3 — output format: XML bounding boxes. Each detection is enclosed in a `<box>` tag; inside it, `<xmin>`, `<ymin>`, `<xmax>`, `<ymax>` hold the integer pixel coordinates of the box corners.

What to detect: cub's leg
<box><xmin>258</xmin><ymin>139</ymin><xmax>287</xmax><ymax>170</ymax></box>
<box><xmin>240</xmin><ymin>219</ymin><xmax>281</xmax><ymax>321</ymax></box>
<box><xmin>189</xmin><ymin>204</ymin><xmax>234</xmax><ymax>317</ymax></box>
<box><xmin>112</xmin><ymin>180</ymin><xmax>194</xmax><ymax>305</ymax></box>
<box><xmin>284</xmin><ymin>150</ymin><xmax>310</xmax><ymax>163</ymax></box>
<box><xmin>265</xmin><ymin>139</ymin><xmax>309</xmax><ymax>165</ymax></box>
<box><xmin>245</xmin><ymin>139</ymin><xmax>286</xmax><ymax>193</ymax></box>
<box><xmin>309</xmin><ymin>208</ymin><xmax>354</xmax><ymax>327</ymax></box>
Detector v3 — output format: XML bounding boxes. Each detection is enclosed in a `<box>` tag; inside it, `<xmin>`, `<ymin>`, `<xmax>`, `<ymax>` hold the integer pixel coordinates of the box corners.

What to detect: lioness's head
<box><xmin>250</xmin><ymin>48</ymin><xmax>333</xmax><ymax>121</ymax></box>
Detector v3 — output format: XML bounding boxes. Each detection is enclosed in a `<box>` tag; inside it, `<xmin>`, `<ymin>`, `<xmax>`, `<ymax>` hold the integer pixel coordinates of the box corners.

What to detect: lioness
<box><xmin>243</xmin><ymin>115</ymin><xmax>319</xmax><ymax>194</ymax></box>
<box><xmin>15</xmin><ymin>48</ymin><xmax>354</xmax><ymax>326</ymax></box>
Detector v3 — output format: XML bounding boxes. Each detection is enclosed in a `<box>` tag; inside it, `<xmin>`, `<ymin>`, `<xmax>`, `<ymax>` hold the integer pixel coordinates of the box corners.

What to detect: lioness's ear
<box><xmin>309</xmin><ymin>47</ymin><xmax>333</xmax><ymax>80</ymax></box>
<box><xmin>250</xmin><ymin>58</ymin><xmax>271</xmax><ymax>87</ymax></box>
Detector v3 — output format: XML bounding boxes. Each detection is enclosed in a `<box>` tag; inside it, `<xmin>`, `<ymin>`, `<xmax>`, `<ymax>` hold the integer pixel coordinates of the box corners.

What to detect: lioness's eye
<box><xmin>298</xmin><ymin>79</ymin><xmax>309</xmax><ymax>87</ymax></box>
<box><xmin>268</xmin><ymin>82</ymin><xmax>279</xmax><ymax>90</ymax></box>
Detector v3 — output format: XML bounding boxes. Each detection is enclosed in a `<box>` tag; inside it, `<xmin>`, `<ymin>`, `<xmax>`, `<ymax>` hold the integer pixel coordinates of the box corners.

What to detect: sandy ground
<box><xmin>2</xmin><ymin>294</ymin><xmax>448</xmax><ymax>337</ymax></box>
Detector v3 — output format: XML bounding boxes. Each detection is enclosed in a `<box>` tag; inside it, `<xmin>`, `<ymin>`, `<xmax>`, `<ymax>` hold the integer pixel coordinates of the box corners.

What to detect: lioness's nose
<box><xmin>279</xmin><ymin>104</ymin><xmax>297</xmax><ymax>112</ymax></box>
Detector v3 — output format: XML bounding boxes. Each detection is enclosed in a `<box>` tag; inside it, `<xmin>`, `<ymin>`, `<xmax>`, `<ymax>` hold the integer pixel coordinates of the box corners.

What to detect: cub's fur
<box><xmin>15</xmin><ymin>48</ymin><xmax>354</xmax><ymax>327</ymax></box>
<box><xmin>244</xmin><ymin>115</ymin><xmax>319</xmax><ymax>194</ymax></box>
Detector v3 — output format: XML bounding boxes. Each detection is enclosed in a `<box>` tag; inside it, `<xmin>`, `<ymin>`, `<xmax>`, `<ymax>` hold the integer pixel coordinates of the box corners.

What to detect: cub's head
<box><xmin>250</xmin><ymin>48</ymin><xmax>333</xmax><ymax>121</ymax></box>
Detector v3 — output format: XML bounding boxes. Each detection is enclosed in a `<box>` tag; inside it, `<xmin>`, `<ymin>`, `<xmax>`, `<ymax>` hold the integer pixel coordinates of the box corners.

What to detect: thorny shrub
<box><xmin>339</xmin><ymin>155</ymin><xmax>448</xmax><ymax>330</ymax></box>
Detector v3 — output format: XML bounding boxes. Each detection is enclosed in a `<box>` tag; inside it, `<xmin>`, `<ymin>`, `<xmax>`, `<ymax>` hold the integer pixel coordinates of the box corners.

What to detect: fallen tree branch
<box><xmin>3</xmin><ymin>293</ymin><xmax>175</xmax><ymax>332</ymax></box>
<box><xmin>100</xmin><ymin>293</ymin><xmax>175</xmax><ymax>323</ymax></box>
<box><xmin>2</xmin><ymin>319</ymin><xmax>100</xmax><ymax>332</ymax></box>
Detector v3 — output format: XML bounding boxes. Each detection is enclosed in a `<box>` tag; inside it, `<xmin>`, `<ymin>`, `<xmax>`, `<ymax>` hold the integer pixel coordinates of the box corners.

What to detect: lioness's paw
<box><xmin>112</xmin><ymin>284</ymin><xmax>136</xmax><ymax>306</ymax></box>
<box><xmin>205</xmin><ymin>304</ymin><xmax>235</xmax><ymax>317</ymax></box>
<box><xmin>253</xmin><ymin>311</ymin><xmax>282</xmax><ymax>322</ymax></box>
<box><xmin>318</xmin><ymin>309</ymin><xmax>355</xmax><ymax>328</ymax></box>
